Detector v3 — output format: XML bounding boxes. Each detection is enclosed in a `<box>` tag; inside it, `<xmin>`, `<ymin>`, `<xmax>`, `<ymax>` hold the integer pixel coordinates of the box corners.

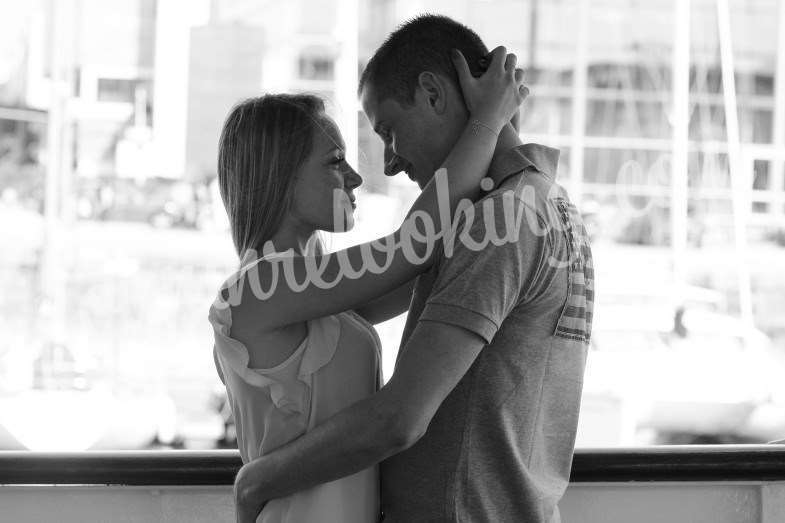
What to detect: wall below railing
<box><xmin>1</xmin><ymin>446</ymin><xmax>785</xmax><ymax>523</ymax></box>
<box><xmin>2</xmin><ymin>482</ymin><xmax>784</xmax><ymax>523</ymax></box>
<box><xmin>563</xmin><ymin>482</ymin><xmax>785</xmax><ymax>523</ymax></box>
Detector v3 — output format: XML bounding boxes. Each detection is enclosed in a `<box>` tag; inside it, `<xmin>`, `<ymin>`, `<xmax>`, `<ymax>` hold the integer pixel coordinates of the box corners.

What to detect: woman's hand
<box><xmin>451</xmin><ymin>46</ymin><xmax>528</xmax><ymax>135</ymax></box>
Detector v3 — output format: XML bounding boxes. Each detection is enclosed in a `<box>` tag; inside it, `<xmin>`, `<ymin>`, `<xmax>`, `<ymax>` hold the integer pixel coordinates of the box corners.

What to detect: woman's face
<box><xmin>289</xmin><ymin>115</ymin><xmax>363</xmax><ymax>233</ymax></box>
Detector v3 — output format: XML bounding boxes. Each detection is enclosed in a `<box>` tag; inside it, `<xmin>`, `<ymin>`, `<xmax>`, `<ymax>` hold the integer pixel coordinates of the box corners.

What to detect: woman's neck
<box><xmin>268</xmin><ymin>218</ymin><xmax>317</xmax><ymax>256</ymax></box>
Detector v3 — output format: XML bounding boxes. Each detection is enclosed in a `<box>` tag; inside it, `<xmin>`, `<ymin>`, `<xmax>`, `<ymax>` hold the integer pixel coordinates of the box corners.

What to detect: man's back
<box><xmin>380</xmin><ymin>144</ymin><xmax>594</xmax><ymax>522</ymax></box>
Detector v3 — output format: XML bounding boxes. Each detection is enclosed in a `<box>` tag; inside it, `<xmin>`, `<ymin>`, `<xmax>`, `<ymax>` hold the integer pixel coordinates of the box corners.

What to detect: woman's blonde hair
<box><xmin>217</xmin><ymin>94</ymin><xmax>326</xmax><ymax>260</ymax></box>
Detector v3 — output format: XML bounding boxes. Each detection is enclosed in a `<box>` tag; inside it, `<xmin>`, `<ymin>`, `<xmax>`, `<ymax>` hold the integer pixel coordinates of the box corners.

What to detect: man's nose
<box><xmin>384</xmin><ymin>146</ymin><xmax>405</xmax><ymax>176</ymax></box>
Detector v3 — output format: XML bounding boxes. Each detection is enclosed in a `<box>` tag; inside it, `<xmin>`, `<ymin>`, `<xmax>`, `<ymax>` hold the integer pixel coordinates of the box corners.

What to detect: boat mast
<box><xmin>671</xmin><ymin>0</ymin><xmax>690</xmax><ymax>305</ymax></box>
<box><xmin>716</xmin><ymin>0</ymin><xmax>754</xmax><ymax>329</ymax></box>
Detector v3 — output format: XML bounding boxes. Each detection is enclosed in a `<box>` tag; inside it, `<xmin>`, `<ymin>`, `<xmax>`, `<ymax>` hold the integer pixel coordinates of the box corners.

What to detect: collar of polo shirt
<box><xmin>486</xmin><ymin>143</ymin><xmax>560</xmax><ymax>190</ymax></box>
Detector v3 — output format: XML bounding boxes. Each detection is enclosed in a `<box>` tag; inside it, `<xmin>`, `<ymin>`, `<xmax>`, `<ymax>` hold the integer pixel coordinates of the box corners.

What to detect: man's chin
<box><xmin>406</xmin><ymin>171</ymin><xmax>426</xmax><ymax>189</ymax></box>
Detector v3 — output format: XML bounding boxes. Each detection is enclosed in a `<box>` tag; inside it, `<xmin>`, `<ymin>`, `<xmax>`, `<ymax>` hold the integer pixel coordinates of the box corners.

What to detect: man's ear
<box><xmin>416</xmin><ymin>71</ymin><xmax>448</xmax><ymax>114</ymax></box>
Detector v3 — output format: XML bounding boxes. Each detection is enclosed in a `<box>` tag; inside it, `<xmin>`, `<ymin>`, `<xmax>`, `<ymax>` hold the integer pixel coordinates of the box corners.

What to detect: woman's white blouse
<box><xmin>209</xmin><ymin>252</ymin><xmax>382</xmax><ymax>523</ymax></box>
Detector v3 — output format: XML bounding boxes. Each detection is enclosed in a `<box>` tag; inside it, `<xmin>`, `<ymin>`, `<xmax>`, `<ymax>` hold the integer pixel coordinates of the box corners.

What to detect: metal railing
<box><xmin>2</xmin><ymin>445</ymin><xmax>785</xmax><ymax>486</ymax></box>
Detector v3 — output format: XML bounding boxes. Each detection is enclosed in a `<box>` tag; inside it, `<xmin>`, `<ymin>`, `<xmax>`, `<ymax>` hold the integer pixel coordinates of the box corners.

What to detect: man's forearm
<box><xmin>235</xmin><ymin>392</ymin><xmax>410</xmax><ymax>518</ymax></box>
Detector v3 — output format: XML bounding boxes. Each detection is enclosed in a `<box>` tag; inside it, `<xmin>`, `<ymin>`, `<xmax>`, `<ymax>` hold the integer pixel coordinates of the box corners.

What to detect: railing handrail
<box><xmin>1</xmin><ymin>445</ymin><xmax>785</xmax><ymax>486</ymax></box>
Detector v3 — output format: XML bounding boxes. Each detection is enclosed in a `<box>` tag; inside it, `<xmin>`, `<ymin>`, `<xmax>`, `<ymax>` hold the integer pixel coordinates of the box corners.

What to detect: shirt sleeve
<box><xmin>418</xmin><ymin>193</ymin><xmax>550</xmax><ymax>345</ymax></box>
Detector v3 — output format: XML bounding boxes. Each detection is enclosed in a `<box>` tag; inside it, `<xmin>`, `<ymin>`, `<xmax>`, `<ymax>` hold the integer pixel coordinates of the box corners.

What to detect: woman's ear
<box><xmin>417</xmin><ymin>71</ymin><xmax>448</xmax><ymax>114</ymax></box>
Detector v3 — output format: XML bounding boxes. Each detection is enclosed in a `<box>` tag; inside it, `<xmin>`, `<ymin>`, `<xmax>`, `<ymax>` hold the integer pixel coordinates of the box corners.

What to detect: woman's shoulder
<box><xmin>211</xmin><ymin>284</ymin><xmax>310</xmax><ymax>372</ymax></box>
<box><xmin>239</xmin><ymin>321</ymin><xmax>308</xmax><ymax>371</ymax></box>
<box><xmin>213</xmin><ymin>252</ymin><xmax>279</xmax><ymax>306</ymax></box>
<box><xmin>338</xmin><ymin>310</ymin><xmax>383</xmax><ymax>357</ymax></box>
<box><xmin>341</xmin><ymin>309</ymin><xmax>378</xmax><ymax>338</ymax></box>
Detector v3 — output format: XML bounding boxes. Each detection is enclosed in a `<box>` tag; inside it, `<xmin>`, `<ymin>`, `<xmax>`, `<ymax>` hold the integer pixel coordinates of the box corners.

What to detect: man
<box><xmin>235</xmin><ymin>14</ymin><xmax>593</xmax><ymax>522</ymax></box>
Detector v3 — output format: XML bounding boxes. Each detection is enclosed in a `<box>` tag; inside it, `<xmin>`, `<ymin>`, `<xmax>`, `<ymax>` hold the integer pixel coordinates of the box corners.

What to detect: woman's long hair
<box><xmin>217</xmin><ymin>94</ymin><xmax>325</xmax><ymax>261</ymax></box>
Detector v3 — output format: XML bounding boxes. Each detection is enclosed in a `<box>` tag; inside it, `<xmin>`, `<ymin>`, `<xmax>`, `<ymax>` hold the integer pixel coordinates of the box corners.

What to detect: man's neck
<box><xmin>493</xmin><ymin>122</ymin><xmax>522</xmax><ymax>160</ymax></box>
<box><xmin>483</xmin><ymin>123</ymin><xmax>525</xmax><ymax>190</ymax></box>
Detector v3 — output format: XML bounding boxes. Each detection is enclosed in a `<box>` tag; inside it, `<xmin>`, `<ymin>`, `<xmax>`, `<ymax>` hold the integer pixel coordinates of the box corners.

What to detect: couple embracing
<box><xmin>209</xmin><ymin>14</ymin><xmax>594</xmax><ymax>523</ymax></box>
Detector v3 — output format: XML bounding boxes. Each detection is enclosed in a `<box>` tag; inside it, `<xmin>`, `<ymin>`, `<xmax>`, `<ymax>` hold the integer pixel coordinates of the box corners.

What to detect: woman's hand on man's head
<box><xmin>452</xmin><ymin>45</ymin><xmax>528</xmax><ymax>134</ymax></box>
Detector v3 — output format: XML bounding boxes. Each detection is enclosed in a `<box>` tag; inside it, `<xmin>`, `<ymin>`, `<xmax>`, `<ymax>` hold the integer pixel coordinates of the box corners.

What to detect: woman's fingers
<box><xmin>454</xmin><ymin>44</ymin><xmax>529</xmax><ymax>122</ymax></box>
<box><xmin>515</xmin><ymin>68</ymin><xmax>528</xmax><ymax>101</ymax></box>
<box><xmin>488</xmin><ymin>46</ymin><xmax>507</xmax><ymax>73</ymax></box>
<box><xmin>451</xmin><ymin>49</ymin><xmax>473</xmax><ymax>86</ymax></box>
<box><xmin>519</xmin><ymin>85</ymin><xmax>530</xmax><ymax>102</ymax></box>
<box><xmin>451</xmin><ymin>48</ymin><xmax>475</xmax><ymax>110</ymax></box>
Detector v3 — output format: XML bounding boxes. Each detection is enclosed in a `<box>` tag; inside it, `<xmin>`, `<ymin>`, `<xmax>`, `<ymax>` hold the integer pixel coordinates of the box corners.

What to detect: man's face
<box><xmin>361</xmin><ymin>82</ymin><xmax>454</xmax><ymax>189</ymax></box>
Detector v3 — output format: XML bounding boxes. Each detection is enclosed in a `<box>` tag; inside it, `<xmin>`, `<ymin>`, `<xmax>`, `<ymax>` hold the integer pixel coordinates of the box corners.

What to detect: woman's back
<box><xmin>209</xmin><ymin>253</ymin><xmax>382</xmax><ymax>523</ymax></box>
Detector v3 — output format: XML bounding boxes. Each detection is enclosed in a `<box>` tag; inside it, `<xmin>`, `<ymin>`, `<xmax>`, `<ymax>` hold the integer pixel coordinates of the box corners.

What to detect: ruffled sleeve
<box><xmin>208</xmin><ymin>293</ymin><xmax>341</xmax><ymax>417</ymax></box>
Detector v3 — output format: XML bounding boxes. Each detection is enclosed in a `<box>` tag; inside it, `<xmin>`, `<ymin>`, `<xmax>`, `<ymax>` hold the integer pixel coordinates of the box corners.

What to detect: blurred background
<box><xmin>1</xmin><ymin>0</ymin><xmax>785</xmax><ymax>451</ymax></box>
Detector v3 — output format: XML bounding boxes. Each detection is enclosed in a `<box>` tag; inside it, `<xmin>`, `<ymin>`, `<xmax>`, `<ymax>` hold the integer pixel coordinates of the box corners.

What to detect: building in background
<box><xmin>184</xmin><ymin>21</ymin><xmax>265</xmax><ymax>180</ymax></box>
<box><xmin>2</xmin><ymin>0</ymin><xmax>783</xmax><ymax>213</ymax></box>
<box><xmin>181</xmin><ymin>0</ymin><xmax>342</xmax><ymax>181</ymax></box>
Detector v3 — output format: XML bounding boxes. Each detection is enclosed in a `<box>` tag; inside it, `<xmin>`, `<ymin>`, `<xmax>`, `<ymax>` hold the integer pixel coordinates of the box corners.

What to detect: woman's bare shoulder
<box><xmin>230</xmin><ymin>302</ymin><xmax>308</xmax><ymax>370</ymax></box>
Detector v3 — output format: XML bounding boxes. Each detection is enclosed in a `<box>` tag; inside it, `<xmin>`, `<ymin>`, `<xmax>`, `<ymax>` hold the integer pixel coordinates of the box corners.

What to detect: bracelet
<box><xmin>469</xmin><ymin>118</ymin><xmax>500</xmax><ymax>138</ymax></box>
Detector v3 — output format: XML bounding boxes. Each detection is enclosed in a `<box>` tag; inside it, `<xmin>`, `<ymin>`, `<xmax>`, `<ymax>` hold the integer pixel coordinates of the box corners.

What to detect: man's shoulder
<box><xmin>491</xmin><ymin>166</ymin><xmax>567</xmax><ymax>204</ymax></box>
<box><xmin>457</xmin><ymin>170</ymin><xmax>566</xmax><ymax>234</ymax></box>
<box><xmin>432</xmin><ymin>176</ymin><xmax>556</xmax><ymax>269</ymax></box>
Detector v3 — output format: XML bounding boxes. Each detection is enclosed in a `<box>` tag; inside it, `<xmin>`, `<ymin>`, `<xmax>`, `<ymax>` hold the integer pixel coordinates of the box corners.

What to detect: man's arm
<box><xmin>233</xmin><ymin>321</ymin><xmax>486</xmax><ymax>522</ymax></box>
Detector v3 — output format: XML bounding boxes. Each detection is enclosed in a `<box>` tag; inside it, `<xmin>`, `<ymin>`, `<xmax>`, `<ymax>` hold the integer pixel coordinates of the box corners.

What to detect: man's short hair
<box><xmin>358</xmin><ymin>14</ymin><xmax>489</xmax><ymax>106</ymax></box>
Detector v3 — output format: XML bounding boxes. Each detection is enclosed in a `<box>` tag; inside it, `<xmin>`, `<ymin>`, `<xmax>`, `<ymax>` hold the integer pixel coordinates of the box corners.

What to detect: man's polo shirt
<box><xmin>380</xmin><ymin>143</ymin><xmax>594</xmax><ymax>522</ymax></box>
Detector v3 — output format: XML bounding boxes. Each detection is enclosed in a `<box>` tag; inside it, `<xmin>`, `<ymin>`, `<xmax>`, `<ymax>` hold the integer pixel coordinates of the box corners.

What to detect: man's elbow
<box><xmin>381</xmin><ymin>405</ymin><xmax>430</xmax><ymax>454</ymax></box>
<box><xmin>234</xmin><ymin>463</ymin><xmax>263</xmax><ymax>521</ymax></box>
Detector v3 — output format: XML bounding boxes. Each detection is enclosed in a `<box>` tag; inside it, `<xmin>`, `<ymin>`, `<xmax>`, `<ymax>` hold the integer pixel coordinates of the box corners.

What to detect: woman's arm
<box><xmin>354</xmin><ymin>278</ymin><xmax>417</xmax><ymax>325</ymax></box>
<box><xmin>227</xmin><ymin>46</ymin><xmax>526</xmax><ymax>332</ymax></box>
<box><xmin>354</xmin><ymin>50</ymin><xmax>529</xmax><ymax>325</ymax></box>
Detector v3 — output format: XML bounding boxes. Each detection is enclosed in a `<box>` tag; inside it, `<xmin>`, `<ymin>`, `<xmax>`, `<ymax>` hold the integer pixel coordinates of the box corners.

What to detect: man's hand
<box><xmin>234</xmin><ymin>464</ymin><xmax>267</xmax><ymax>523</ymax></box>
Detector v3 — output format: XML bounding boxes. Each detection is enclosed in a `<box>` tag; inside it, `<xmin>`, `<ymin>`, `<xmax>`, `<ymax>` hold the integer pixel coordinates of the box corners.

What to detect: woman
<box><xmin>209</xmin><ymin>47</ymin><xmax>526</xmax><ymax>522</ymax></box>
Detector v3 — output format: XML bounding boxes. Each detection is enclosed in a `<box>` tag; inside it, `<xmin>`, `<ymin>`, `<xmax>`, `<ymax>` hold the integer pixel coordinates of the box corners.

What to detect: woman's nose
<box><xmin>344</xmin><ymin>164</ymin><xmax>363</xmax><ymax>189</ymax></box>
